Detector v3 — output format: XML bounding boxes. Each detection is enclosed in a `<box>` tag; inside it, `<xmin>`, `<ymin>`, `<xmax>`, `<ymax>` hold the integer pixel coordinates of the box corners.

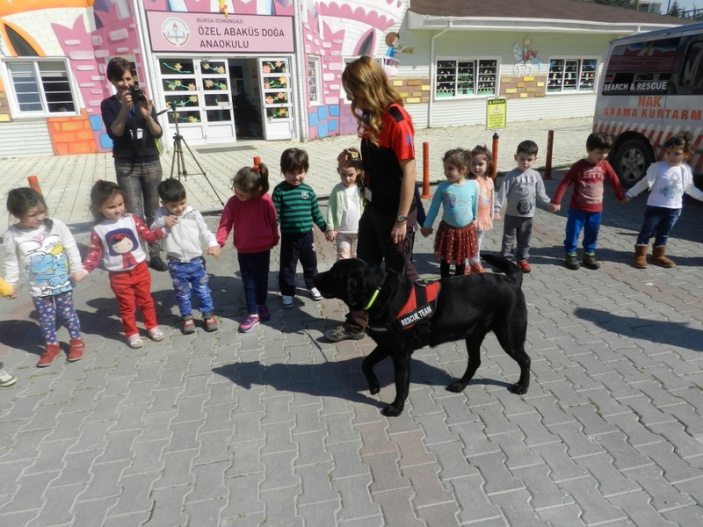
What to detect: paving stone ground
<box><xmin>1</xmin><ymin>117</ymin><xmax>702</xmax><ymax>526</ymax></box>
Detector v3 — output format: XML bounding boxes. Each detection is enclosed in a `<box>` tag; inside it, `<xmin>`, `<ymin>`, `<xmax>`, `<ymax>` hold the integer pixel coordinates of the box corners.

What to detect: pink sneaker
<box><xmin>239</xmin><ymin>315</ymin><xmax>260</xmax><ymax>333</ymax></box>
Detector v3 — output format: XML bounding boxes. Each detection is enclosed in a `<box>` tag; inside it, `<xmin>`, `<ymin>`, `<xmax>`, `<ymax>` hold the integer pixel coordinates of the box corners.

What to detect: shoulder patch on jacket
<box><xmin>388</xmin><ymin>105</ymin><xmax>405</xmax><ymax>123</ymax></box>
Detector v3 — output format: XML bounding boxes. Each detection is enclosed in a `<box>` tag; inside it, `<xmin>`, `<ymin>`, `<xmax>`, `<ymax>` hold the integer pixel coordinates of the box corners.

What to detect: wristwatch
<box><xmin>396</xmin><ymin>214</ymin><xmax>407</xmax><ymax>223</ymax></box>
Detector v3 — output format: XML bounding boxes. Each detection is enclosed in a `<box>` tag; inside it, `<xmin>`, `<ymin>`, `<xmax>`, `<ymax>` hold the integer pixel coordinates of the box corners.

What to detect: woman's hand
<box><xmin>391</xmin><ymin>221</ymin><xmax>407</xmax><ymax>245</ymax></box>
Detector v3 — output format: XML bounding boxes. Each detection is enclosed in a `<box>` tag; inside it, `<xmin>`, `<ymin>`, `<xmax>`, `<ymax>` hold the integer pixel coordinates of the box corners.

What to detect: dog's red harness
<box><xmin>367</xmin><ymin>279</ymin><xmax>441</xmax><ymax>333</ymax></box>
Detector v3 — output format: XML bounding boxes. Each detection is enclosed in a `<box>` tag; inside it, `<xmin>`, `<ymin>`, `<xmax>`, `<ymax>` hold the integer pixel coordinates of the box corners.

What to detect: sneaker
<box><xmin>582</xmin><ymin>252</ymin><xmax>601</xmax><ymax>270</ymax></box>
<box><xmin>517</xmin><ymin>260</ymin><xmax>531</xmax><ymax>273</ymax></box>
<box><xmin>470</xmin><ymin>262</ymin><xmax>485</xmax><ymax>274</ymax></box>
<box><xmin>0</xmin><ymin>363</ymin><xmax>17</xmax><ymax>387</ymax></box>
<box><xmin>149</xmin><ymin>255</ymin><xmax>167</xmax><ymax>272</ymax></box>
<box><xmin>37</xmin><ymin>343</ymin><xmax>62</xmax><ymax>367</ymax></box>
<box><xmin>67</xmin><ymin>338</ymin><xmax>85</xmax><ymax>362</ymax></box>
<box><xmin>325</xmin><ymin>325</ymin><xmax>365</xmax><ymax>343</ymax></box>
<box><xmin>258</xmin><ymin>305</ymin><xmax>271</xmax><ymax>321</ymax></box>
<box><xmin>309</xmin><ymin>287</ymin><xmax>323</xmax><ymax>301</ymax></box>
<box><xmin>239</xmin><ymin>314</ymin><xmax>260</xmax><ymax>333</ymax></box>
<box><xmin>127</xmin><ymin>334</ymin><xmax>144</xmax><ymax>349</ymax></box>
<box><xmin>182</xmin><ymin>317</ymin><xmax>196</xmax><ymax>335</ymax></box>
<box><xmin>282</xmin><ymin>295</ymin><xmax>294</xmax><ymax>308</ymax></box>
<box><xmin>148</xmin><ymin>327</ymin><xmax>165</xmax><ymax>342</ymax></box>
<box><xmin>203</xmin><ymin>315</ymin><xmax>218</xmax><ymax>332</ymax></box>
<box><xmin>564</xmin><ymin>253</ymin><xmax>580</xmax><ymax>270</ymax></box>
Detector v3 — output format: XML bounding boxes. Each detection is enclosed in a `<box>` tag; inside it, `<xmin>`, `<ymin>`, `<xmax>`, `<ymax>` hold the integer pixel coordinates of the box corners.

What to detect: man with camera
<box><xmin>100</xmin><ymin>57</ymin><xmax>167</xmax><ymax>272</ymax></box>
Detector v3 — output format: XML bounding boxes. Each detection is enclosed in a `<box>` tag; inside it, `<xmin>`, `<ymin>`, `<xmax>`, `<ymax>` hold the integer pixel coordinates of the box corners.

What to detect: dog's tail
<box><xmin>482</xmin><ymin>255</ymin><xmax>523</xmax><ymax>283</ymax></box>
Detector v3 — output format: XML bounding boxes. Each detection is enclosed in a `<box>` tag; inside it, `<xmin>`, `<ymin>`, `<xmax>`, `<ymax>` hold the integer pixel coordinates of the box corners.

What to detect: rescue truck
<box><xmin>593</xmin><ymin>22</ymin><xmax>703</xmax><ymax>187</ymax></box>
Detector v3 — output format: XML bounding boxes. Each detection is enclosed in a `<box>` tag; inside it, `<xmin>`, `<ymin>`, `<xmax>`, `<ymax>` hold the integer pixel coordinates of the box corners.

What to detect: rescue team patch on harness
<box><xmin>395</xmin><ymin>280</ymin><xmax>441</xmax><ymax>330</ymax></box>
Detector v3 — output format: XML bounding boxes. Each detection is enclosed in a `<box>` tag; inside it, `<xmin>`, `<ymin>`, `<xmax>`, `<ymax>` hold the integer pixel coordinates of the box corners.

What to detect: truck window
<box><xmin>681</xmin><ymin>41</ymin><xmax>703</xmax><ymax>92</ymax></box>
<box><xmin>602</xmin><ymin>37</ymin><xmax>679</xmax><ymax>96</ymax></box>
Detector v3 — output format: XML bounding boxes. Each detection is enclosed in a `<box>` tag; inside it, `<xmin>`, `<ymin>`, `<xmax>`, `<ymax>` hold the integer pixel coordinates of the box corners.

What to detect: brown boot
<box><xmin>633</xmin><ymin>245</ymin><xmax>648</xmax><ymax>269</ymax></box>
<box><xmin>651</xmin><ymin>246</ymin><xmax>675</xmax><ymax>268</ymax></box>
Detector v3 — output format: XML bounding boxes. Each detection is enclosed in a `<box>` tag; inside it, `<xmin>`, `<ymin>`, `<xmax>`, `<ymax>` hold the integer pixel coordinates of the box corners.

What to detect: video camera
<box><xmin>130</xmin><ymin>86</ymin><xmax>146</xmax><ymax>105</ymax></box>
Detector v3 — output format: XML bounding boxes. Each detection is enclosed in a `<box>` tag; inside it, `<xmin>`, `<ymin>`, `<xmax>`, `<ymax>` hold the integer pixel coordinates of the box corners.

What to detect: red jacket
<box><xmin>551</xmin><ymin>159</ymin><xmax>625</xmax><ymax>213</ymax></box>
<box><xmin>216</xmin><ymin>193</ymin><xmax>279</xmax><ymax>254</ymax></box>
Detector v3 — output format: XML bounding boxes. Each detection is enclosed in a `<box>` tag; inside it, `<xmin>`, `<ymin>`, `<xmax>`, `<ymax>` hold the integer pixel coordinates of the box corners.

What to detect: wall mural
<box><xmin>0</xmin><ymin>0</ymin><xmax>408</xmax><ymax>151</ymax></box>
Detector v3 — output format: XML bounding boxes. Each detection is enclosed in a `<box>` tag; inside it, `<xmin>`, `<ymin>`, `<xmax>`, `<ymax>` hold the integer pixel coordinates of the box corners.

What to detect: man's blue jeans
<box><xmin>636</xmin><ymin>206</ymin><xmax>681</xmax><ymax>247</ymax></box>
<box><xmin>564</xmin><ymin>209</ymin><xmax>602</xmax><ymax>254</ymax></box>
<box><xmin>167</xmin><ymin>257</ymin><xmax>214</xmax><ymax>318</ymax></box>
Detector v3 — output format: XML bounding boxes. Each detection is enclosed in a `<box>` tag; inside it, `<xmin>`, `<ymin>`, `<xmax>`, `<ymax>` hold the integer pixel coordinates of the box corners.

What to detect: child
<box><xmin>326</xmin><ymin>148</ymin><xmax>364</xmax><ymax>260</ymax></box>
<box><xmin>272</xmin><ymin>148</ymin><xmax>327</xmax><ymax>308</ymax></box>
<box><xmin>420</xmin><ymin>148</ymin><xmax>478</xmax><ymax>277</ymax></box>
<box><xmin>3</xmin><ymin>188</ymin><xmax>86</xmax><ymax>366</ymax></box>
<box><xmin>217</xmin><ymin>161</ymin><xmax>279</xmax><ymax>333</ymax></box>
<box><xmin>77</xmin><ymin>181</ymin><xmax>166</xmax><ymax>349</ymax></box>
<box><xmin>551</xmin><ymin>132</ymin><xmax>626</xmax><ymax>270</ymax></box>
<box><xmin>494</xmin><ymin>140</ymin><xmax>552</xmax><ymax>273</ymax></box>
<box><xmin>0</xmin><ymin>277</ymin><xmax>18</xmax><ymax>386</ymax></box>
<box><xmin>152</xmin><ymin>178</ymin><xmax>221</xmax><ymax>334</ymax></box>
<box><xmin>468</xmin><ymin>143</ymin><xmax>495</xmax><ymax>273</ymax></box>
<box><xmin>625</xmin><ymin>131</ymin><xmax>703</xmax><ymax>268</ymax></box>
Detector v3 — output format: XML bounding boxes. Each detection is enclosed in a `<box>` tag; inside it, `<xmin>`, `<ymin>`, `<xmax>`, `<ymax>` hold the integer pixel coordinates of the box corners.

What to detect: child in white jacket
<box><xmin>326</xmin><ymin>147</ymin><xmax>365</xmax><ymax>260</ymax></box>
<box><xmin>152</xmin><ymin>178</ymin><xmax>221</xmax><ymax>334</ymax></box>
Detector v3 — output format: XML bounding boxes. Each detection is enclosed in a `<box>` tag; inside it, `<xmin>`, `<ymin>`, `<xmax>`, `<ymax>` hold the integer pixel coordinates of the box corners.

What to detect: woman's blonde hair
<box><xmin>342</xmin><ymin>56</ymin><xmax>402</xmax><ymax>145</ymax></box>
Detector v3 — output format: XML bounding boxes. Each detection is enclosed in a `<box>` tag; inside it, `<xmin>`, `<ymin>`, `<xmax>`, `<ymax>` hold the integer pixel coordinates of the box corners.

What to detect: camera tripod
<box><xmin>164</xmin><ymin>109</ymin><xmax>224</xmax><ymax>205</ymax></box>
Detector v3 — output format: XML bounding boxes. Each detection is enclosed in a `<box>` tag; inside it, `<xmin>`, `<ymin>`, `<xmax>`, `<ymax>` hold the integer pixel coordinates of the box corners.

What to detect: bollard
<box><xmin>421</xmin><ymin>142</ymin><xmax>431</xmax><ymax>199</ymax></box>
<box><xmin>253</xmin><ymin>156</ymin><xmax>261</xmax><ymax>167</ymax></box>
<box><xmin>544</xmin><ymin>130</ymin><xmax>554</xmax><ymax>180</ymax></box>
<box><xmin>491</xmin><ymin>133</ymin><xmax>499</xmax><ymax>179</ymax></box>
<box><xmin>27</xmin><ymin>175</ymin><xmax>42</xmax><ymax>194</ymax></box>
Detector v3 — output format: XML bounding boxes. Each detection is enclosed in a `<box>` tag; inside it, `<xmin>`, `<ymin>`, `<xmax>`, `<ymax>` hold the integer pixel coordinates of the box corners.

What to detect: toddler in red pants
<box><xmin>76</xmin><ymin>181</ymin><xmax>166</xmax><ymax>348</ymax></box>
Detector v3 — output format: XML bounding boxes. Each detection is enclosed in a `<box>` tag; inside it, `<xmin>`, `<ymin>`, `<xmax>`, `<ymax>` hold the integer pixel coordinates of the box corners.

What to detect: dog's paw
<box><xmin>381</xmin><ymin>403</ymin><xmax>403</xmax><ymax>417</ymax></box>
<box><xmin>368</xmin><ymin>381</ymin><xmax>380</xmax><ymax>395</ymax></box>
<box><xmin>446</xmin><ymin>381</ymin><xmax>467</xmax><ymax>393</ymax></box>
<box><xmin>511</xmin><ymin>382</ymin><xmax>528</xmax><ymax>395</ymax></box>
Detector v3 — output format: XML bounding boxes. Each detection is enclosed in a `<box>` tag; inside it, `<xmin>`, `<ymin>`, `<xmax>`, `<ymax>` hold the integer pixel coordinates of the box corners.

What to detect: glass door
<box><xmin>258</xmin><ymin>58</ymin><xmax>292</xmax><ymax>140</ymax></box>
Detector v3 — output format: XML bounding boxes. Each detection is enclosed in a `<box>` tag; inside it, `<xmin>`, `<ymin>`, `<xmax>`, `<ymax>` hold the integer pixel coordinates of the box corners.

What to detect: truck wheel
<box><xmin>612</xmin><ymin>138</ymin><xmax>654</xmax><ymax>188</ymax></box>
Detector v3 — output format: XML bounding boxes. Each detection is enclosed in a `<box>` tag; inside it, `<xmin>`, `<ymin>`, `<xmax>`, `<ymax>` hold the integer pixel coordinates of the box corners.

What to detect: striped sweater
<box><xmin>271</xmin><ymin>181</ymin><xmax>327</xmax><ymax>235</ymax></box>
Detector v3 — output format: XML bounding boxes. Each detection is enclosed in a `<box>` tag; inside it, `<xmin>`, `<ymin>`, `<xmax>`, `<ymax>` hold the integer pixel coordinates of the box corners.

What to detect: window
<box><xmin>435</xmin><ymin>58</ymin><xmax>498</xmax><ymax>98</ymax></box>
<box><xmin>681</xmin><ymin>41</ymin><xmax>703</xmax><ymax>93</ymax></box>
<box><xmin>6</xmin><ymin>60</ymin><xmax>76</xmax><ymax>114</ymax></box>
<box><xmin>307</xmin><ymin>57</ymin><xmax>321</xmax><ymax>105</ymax></box>
<box><xmin>548</xmin><ymin>58</ymin><xmax>597</xmax><ymax>93</ymax></box>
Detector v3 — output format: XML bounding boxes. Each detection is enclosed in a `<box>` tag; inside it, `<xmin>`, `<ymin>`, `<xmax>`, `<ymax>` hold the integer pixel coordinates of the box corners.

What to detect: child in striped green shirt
<box><xmin>272</xmin><ymin>148</ymin><xmax>327</xmax><ymax>308</ymax></box>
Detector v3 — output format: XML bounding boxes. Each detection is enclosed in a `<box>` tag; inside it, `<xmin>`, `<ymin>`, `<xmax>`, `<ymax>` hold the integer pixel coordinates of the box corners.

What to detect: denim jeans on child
<box><xmin>167</xmin><ymin>256</ymin><xmax>214</xmax><ymax>318</ymax></box>
<box><xmin>636</xmin><ymin>206</ymin><xmax>681</xmax><ymax>247</ymax></box>
<box><xmin>564</xmin><ymin>209</ymin><xmax>602</xmax><ymax>254</ymax></box>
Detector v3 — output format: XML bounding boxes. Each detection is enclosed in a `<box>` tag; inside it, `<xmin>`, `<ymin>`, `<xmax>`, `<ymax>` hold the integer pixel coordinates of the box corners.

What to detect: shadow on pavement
<box><xmin>575</xmin><ymin>307</ymin><xmax>703</xmax><ymax>350</ymax></box>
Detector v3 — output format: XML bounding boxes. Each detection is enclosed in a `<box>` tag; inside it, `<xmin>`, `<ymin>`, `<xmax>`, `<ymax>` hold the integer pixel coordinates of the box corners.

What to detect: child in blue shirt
<box><xmin>421</xmin><ymin>148</ymin><xmax>479</xmax><ymax>277</ymax></box>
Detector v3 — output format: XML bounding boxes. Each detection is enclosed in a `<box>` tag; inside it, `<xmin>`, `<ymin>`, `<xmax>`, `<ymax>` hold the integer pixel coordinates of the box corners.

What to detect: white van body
<box><xmin>593</xmin><ymin>22</ymin><xmax>703</xmax><ymax>187</ymax></box>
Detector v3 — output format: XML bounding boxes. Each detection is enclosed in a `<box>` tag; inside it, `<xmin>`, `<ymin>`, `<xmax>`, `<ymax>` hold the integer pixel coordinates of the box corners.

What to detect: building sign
<box><xmin>146</xmin><ymin>11</ymin><xmax>294</xmax><ymax>53</ymax></box>
<box><xmin>486</xmin><ymin>98</ymin><xmax>507</xmax><ymax>129</ymax></box>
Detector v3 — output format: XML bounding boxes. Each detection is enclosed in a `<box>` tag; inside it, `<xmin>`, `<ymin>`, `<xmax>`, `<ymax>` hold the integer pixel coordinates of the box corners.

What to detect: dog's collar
<box><xmin>363</xmin><ymin>288</ymin><xmax>382</xmax><ymax>311</ymax></box>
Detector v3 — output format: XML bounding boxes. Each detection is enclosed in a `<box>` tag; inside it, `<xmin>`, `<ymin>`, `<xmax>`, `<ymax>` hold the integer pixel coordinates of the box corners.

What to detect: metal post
<box><xmin>422</xmin><ymin>142</ymin><xmax>431</xmax><ymax>198</ymax></box>
<box><xmin>27</xmin><ymin>176</ymin><xmax>42</xmax><ymax>194</ymax></box>
<box><xmin>491</xmin><ymin>133</ymin><xmax>499</xmax><ymax>179</ymax></box>
<box><xmin>545</xmin><ymin>129</ymin><xmax>554</xmax><ymax>180</ymax></box>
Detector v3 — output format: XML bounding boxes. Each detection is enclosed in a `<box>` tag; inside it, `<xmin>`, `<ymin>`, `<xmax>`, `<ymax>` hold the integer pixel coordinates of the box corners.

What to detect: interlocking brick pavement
<box><xmin>1</xmin><ymin>118</ymin><xmax>703</xmax><ymax>525</ymax></box>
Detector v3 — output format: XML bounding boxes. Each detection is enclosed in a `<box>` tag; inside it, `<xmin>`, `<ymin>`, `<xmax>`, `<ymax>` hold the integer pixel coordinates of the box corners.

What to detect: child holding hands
<box><xmin>625</xmin><ymin>131</ymin><xmax>703</xmax><ymax>268</ymax></box>
<box><xmin>217</xmin><ymin>160</ymin><xmax>279</xmax><ymax>333</ymax></box>
<box><xmin>152</xmin><ymin>178</ymin><xmax>221</xmax><ymax>334</ymax></box>
<box><xmin>3</xmin><ymin>188</ymin><xmax>86</xmax><ymax>366</ymax></box>
<box><xmin>551</xmin><ymin>132</ymin><xmax>625</xmax><ymax>271</ymax></box>
<box><xmin>77</xmin><ymin>181</ymin><xmax>167</xmax><ymax>349</ymax></box>
<box><xmin>421</xmin><ymin>148</ymin><xmax>478</xmax><ymax>277</ymax></box>
<box><xmin>495</xmin><ymin>140</ymin><xmax>553</xmax><ymax>273</ymax></box>
<box><xmin>326</xmin><ymin>147</ymin><xmax>365</xmax><ymax>260</ymax></box>
<box><xmin>272</xmin><ymin>148</ymin><xmax>327</xmax><ymax>307</ymax></box>
<box><xmin>468</xmin><ymin>143</ymin><xmax>495</xmax><ymax>272</ymax></box>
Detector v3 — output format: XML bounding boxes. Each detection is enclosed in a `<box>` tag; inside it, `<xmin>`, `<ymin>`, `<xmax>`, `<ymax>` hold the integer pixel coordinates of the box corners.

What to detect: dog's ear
<box><xmin>347</xmin><ymin>272</ymin><xmax>366</xmax><ymax>309</ymax></box>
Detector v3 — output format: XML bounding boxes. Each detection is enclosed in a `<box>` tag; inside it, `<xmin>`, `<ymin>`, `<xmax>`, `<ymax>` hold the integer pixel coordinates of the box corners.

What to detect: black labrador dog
<box><xmin>314</xmin><ymin>254</ymin><xmax>530</xmax><ymax>416</ymax></box>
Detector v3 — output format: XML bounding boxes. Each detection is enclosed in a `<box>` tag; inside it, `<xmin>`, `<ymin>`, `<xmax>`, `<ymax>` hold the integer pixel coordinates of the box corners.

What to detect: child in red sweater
<box><xmin>551</xmin><ymin>132</ymin><xmax>626</xmax><ymax>271</ymax></box>
<box><xmin>216</xmin><ymin>160</ymin><xmax>279</xmax><ymax>333</ymax></box>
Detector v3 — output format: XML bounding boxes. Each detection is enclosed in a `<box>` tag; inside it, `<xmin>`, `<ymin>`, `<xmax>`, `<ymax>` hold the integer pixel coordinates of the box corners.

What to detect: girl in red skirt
<box><xmin>420</xmin><ymin>148</ymin><xmax>479</xmax><ymax>277</ymax></box>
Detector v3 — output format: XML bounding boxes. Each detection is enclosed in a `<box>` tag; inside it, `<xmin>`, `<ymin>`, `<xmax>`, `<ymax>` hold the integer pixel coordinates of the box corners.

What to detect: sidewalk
<box><xmin>1</xmin><ymin>118</ymin><xmax>702</xmax><ymax>526</ymax></box>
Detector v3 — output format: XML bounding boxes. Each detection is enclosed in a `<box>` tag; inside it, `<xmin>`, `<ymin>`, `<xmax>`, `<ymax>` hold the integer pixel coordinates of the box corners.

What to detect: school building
<box><xmin>0</xmin><ymin>0</ymin><xmax>691</xmax><ymax>158</ymax></box>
